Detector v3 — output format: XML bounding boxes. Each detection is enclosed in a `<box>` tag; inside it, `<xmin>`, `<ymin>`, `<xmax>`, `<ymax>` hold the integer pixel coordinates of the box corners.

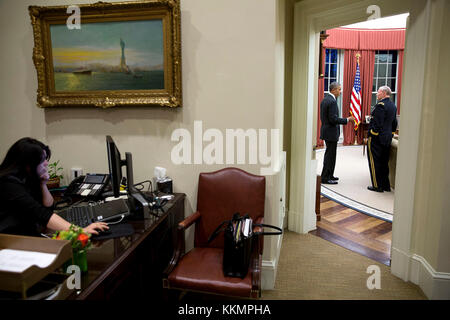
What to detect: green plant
<box><xmin>48</xmin><ymin>160</ymin><xmax>63</xmax><ymax>180</ymax></box>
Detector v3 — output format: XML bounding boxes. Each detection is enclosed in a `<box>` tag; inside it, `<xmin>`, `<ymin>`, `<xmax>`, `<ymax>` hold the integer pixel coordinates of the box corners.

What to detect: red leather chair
<box><xmin>163</xmin><ymin>167</ymin><xmax>266</xmax><ymax>299</ymax></box>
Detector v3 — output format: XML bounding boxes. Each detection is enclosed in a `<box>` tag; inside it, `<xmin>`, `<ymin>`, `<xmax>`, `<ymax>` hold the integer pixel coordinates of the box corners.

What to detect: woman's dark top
<box><xmin>0</xmin><ymin>175</ymin><xmax>53</xmax><ymax>236</ymax></box>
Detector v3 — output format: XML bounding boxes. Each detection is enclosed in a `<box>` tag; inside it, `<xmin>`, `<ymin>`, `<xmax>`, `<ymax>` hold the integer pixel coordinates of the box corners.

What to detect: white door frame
<box><xmin>289</xmin><ymin>0</ymin><xmax>431</xmax><ymax>283</ymax></box>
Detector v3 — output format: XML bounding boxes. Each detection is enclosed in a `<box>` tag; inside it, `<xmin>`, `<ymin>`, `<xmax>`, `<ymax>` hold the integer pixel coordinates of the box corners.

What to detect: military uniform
<box><xmin>367</xmin><ymin>97</ymin><xmax>398</xmax><ymax>191</ymax></box>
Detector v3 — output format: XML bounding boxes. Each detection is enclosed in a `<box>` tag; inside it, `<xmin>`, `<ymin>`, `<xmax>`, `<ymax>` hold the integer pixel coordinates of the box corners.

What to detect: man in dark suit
<box><xmin>367</xmin><ymin>86</ymin><xmax>398</xmax><ymax>192</ymax></box>
<box><xmin>320</xmin><ymin>82</ymin><xmax>354</xmax><ymax>184</ymax></box>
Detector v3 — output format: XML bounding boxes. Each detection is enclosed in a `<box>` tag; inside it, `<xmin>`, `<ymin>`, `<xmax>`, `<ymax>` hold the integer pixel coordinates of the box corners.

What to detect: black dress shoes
<box><xmin>331</xmin><ymin>176</ymin><xmax>339</xmax><ymax>181</ymax></box>
<box><xmin>322</xmin><ymin>180</ymin><xmax>338</xmax><ymax>185</ymax></box>
<box><xmin>367</xmin><ymin>186</ymin><xmax>383</xmax><ymax>192</ymax></box>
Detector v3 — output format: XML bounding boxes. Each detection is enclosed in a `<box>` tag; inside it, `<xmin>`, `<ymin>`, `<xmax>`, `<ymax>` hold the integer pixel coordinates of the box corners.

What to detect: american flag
<box><xmin>350</xmin><ymin>62</ymin><xmax>362</xmax><ymax>130</ymax></box>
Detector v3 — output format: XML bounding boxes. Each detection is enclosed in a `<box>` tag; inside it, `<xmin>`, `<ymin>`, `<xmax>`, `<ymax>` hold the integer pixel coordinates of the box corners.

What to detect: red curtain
<box><xmin>323</xmin><ymin>28</ymin><xmax>359</xmax><ymax>49</ymax></box>
<box><xmin>359</xmin><ymin>29</ymin><xmax>406</xmax><ymax>50</ymax></box>
<box><xmin>397</xmin><ymin>50</ymin><xmax>404</xmax><ymax>114</ymax></box>
<box><xmin>342</xmin><ymin>50</ymin><xmax>375</xmax><ymax>145</ymax></box>
<box><xmin>324</xmin><ymin>28</ymin><xmax>405</xmax><ymax>50</ymax></box>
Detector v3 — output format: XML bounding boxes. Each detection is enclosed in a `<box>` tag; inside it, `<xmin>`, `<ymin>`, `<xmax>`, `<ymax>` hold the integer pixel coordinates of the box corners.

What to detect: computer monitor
<box><xmin>106</xmin><ymin>135</ymin><xmax>136</xmax><ymax>198</ymax></box>
<box><xmin>106</xmin><ymin>136</ymin><xmax>152</xmax><ymax>218</ymax></box>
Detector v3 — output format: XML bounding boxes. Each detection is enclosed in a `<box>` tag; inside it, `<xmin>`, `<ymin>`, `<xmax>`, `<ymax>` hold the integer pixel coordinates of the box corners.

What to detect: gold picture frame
<box><xmin>29</xmin><ymin>0</ymin><xmax>182</xmax><ymax>108</ymax></box>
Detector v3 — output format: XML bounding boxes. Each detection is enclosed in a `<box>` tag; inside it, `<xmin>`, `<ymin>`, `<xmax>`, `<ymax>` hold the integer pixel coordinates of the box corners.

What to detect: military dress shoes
<box><xmin>331</xmin><ymin>176</ymin><xmax>339</xmax><ymax>181</ymax></box>
<box><xmin>367</xmin><ymin>186</ymin><xmax>383</xmax><ymax>192</ymax></box>
<box><xmin>322</xmin><ymin>180</ymin><xmax>338</xmax><ymax>185</ymax></box>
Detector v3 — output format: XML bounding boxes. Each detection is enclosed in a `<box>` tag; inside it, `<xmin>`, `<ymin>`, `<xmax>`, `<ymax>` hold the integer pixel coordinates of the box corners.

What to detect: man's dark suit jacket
<box><xmin>369</xmin><ymin>97</ymin><xmax>398</xmax><ymax>146</ymax></box>
<box><xmin>320</xmin><ymin>93</ymin><xmax>348</xmax><ymax>142</ymax></box>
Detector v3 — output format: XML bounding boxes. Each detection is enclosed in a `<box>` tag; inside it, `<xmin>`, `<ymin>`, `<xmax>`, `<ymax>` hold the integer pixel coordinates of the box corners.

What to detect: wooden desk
<box><xmin>361</xmin><ymin>122</ymin><xmax>370</xmax><ymax>155</ymax></box>
<box><xmin>68</xmin><ymin>193</ymin><xmax>185</xmax><ymax>300</ymax></box>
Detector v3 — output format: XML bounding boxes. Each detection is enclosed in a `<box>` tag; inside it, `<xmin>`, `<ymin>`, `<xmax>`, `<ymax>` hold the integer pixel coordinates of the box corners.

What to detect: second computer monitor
<box><xmin>106</xmin><ymin>135</ymin><xmax>137</xmax><ymax>199</ymax></box>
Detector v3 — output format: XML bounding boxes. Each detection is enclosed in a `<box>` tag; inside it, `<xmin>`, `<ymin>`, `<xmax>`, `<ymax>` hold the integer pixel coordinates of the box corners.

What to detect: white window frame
<box><xmin>324</xmin><ymin>49</ymin><xmax>344</xmax><ymax>142</ymax></box>
<box><xmin>372</xmin><ymin>50</ymin><xmax>399</xmax><ymax>108</ymax></box>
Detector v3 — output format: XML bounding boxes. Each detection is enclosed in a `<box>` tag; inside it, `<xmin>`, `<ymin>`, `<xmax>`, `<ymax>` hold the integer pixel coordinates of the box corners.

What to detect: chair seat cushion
<box><xmin>168</xmin><ymin>247</ymin><xmax>253</xmax><ymax>297</ymax></box>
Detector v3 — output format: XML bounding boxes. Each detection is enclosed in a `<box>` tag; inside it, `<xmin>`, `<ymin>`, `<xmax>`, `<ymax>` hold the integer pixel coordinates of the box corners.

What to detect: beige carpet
<box><xmin>316</xmin><ymin>145</ymin><xmax>394</xmax><ymax>215</ymax></box>
<box><xmin>261</xmin><ymin>231</ymin><xmax>426</xmax><ymax>300</ymax></box>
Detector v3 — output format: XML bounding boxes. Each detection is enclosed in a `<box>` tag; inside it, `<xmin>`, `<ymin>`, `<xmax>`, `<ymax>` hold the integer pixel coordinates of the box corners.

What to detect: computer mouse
<box><xmin>96</xmin><ymin>228</ymin><xmax>112</xmax><ymax>236</ymax></box>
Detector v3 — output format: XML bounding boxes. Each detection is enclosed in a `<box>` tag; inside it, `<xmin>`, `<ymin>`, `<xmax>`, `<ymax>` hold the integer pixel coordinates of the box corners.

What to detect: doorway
<box><xmin>311</xmin><ymin>15</ymin><xmax>407</xmax><ymax>264</ymax></box>
<box><xmin>287</xmin><ymin>0</ymin><xmax>431</xmax><ymax>284</ymax></box>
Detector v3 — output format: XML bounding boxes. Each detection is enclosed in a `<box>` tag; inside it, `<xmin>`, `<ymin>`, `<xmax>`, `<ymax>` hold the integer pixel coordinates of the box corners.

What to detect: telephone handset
<box><xmin>65</xmin><ymin>173</ymin><xmax>110</xmax><ymax>198</ymax></box>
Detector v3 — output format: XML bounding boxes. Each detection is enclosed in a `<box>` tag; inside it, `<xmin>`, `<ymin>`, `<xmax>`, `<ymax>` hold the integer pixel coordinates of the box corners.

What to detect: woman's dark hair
<box><xmin>0</xmin><ymin>137</ymin><xmax>51</xmax><ymax>180</ymax></box>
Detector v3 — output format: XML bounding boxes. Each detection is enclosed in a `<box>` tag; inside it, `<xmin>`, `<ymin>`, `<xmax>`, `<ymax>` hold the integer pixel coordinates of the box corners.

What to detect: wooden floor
<box><xmin>309</xmin><ymin>196</ymin><xmax>392</xmax><ymax>266</ymax></box>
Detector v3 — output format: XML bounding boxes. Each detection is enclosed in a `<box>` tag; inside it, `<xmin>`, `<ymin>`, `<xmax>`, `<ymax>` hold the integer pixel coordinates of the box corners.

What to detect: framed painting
<box><xmin>29</xmin><ymin>0</ymin><xmax>182</xmax><ymax>108</ymax></box>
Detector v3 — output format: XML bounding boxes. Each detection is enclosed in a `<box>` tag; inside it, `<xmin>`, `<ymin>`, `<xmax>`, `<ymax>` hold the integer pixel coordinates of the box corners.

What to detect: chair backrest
<box><xmin>195</xmin><ymin>167</ymin><xmax>265</xmax><ymax>249</ymax></box>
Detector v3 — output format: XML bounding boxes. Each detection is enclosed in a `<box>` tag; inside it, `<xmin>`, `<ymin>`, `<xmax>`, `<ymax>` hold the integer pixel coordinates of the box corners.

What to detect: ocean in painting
<box><xmin>50</xmin><ymin>19</ymin><xmax>164</xmax><ymax>92</ymax></box>
<box><xmin>54</xmin><ymin>70</ymin><xmax>164</xmax><ymax>91</ymax></box>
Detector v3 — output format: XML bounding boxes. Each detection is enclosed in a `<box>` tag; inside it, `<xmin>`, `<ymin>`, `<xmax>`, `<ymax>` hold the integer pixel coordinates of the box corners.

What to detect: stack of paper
<box><xmin>0</xmin><ymin>249</ymin><xmax>57</xmax><ymax>273</ymax></box>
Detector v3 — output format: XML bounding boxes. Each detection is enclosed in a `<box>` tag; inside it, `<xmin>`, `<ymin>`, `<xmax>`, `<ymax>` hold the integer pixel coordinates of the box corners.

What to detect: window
<box><xmin>372</xmin><ymin>50</ymin><xmax>398</xmax><ymax>106</ymax></box>
<box><xmin>324</xmin><ymin>49</ymin><xmax>338</xmax><ymax>92</ymax></box>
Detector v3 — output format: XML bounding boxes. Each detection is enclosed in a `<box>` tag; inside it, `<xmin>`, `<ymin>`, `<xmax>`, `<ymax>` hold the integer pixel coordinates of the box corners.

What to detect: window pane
<box><xmin>391</xmin><ymin>51</ymin><xmax>398</xmax><ymax>63</ymax></box>
<box><xmin>330</xmin><ymin>49</ymin><xmax>337</xmax><ymax>63</ymax></box>
<box><xmin>387</xmin><ymin>63</ymin><xmax>397</xmax><ymax>77</ymax></box>
<box><xmin>378</xmin><ymin>64</ymin><xmax>387</xmax><ymax>77</ymax></box>
<box><xmin>378</xmin><ymin>78</ymin><xmax>386</xmax><ymax>87</ymax></box>
<box><xmin>330</xmin><ymin>64</ymin><xmax>337</xmax><ymax>78</ymax></box>
<box><xmin>325</xmin><ymin>63</ymin><xmax>329</xmax><ymax>77</ymax></box>
<box><xmin>387</xmin><ymin>78</ymin><xmax>396</xmax><ymax>91</ymax></box>
<box><xmin>387</xmin><ymin>53</ymin><xmax>394</xmax><ymax>63</ymax></box>
<box><xmin>326</xmin><ymin>49</ymin><xmax>330</xmax><ymax>63</ymax></box>
<box><xmin>325</xmin><ymin>81</ymin><xmax>328</xmax><ymax>92</ymax></box>
<box><xmin>372</xmin><ymin>80</ymin><xmax>376</xmax><ymax>92</ymax></box>
<box><xmin>373</xmin><ymin>64</ymin><xmax>378</xmax><ymax>77</ymax></box>
<box><xmin>378</xmin><ymin>54</ymin><xmax>388</xmax><ymax>63</ymax></box>
<box><xmin>391</xmin><ymin>93</ymin><xmax>396</xmax><ymax>105</ymax></box>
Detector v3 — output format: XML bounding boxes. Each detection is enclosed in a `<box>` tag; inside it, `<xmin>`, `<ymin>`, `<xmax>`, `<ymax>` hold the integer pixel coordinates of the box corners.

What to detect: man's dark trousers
<box><xmin>321</xmin><ymin>141</ymin><xmax>337</xmax><ymax>182</ymax></box>
<box><xmin>319</xmin><ymin>93</ymin><xmax>347</xmax><ymax>183</ymax></box>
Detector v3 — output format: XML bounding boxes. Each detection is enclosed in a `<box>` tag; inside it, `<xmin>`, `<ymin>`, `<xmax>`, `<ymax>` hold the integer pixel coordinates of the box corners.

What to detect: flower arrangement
<box><xmin>53</xmin><ymin>225</ymin><xmax>91</xmax><ymax>272</ymax></box>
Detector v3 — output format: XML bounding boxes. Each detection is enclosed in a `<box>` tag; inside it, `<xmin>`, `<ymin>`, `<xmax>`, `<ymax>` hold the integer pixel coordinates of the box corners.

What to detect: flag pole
<box><xmin>353</xmin><ymin>53</ymin><xmax>361</xmax><ymax>146</ymax></box>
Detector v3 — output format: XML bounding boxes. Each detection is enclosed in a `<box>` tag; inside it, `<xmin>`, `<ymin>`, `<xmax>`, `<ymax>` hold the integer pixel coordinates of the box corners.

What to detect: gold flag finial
<box><xmin>355</xmin><ymin>53</ymin><xmax>361</xmax><ymax>64</ymax></box>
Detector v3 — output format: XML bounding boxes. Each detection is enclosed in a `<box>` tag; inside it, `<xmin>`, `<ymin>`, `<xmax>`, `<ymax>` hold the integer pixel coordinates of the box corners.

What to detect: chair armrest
<box><xmin>178</xmin><ymin>211</ymin><xmax>201</xmax><ymax>230</ymax></box>
<box><xmin>163</xmin><ymin>211</ymin><xmax>201</xmax><ymax>280</ymax></box>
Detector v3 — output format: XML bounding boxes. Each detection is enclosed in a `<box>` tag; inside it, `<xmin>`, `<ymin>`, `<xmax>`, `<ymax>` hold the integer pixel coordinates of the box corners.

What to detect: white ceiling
<box><xmin>342</xmin><ymin>13</ymin><xmax>409</xmax><ymax>29</ymax></box>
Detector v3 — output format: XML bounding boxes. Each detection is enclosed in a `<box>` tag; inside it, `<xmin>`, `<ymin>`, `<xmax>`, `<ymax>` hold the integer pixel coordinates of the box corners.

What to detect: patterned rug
<box><xmin>316</xmin><ymin>145</ymin><xmax>394</xmax><ymax>222</ymax></box>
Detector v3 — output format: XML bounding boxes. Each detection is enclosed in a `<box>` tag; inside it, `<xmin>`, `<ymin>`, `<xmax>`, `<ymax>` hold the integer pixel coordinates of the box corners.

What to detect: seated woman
<box><xmin>0</xmin><ymin>137</ymin><xmax>108</xmax><ymax>237</ymax></box>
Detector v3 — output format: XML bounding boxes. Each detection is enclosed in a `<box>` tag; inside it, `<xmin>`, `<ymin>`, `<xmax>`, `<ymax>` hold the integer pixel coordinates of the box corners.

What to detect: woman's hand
<box><xmin>83</xmin><ymin>222</ymin><xmax>109</xmax><ymax>235</ymax></box>
<box><xmin>36</xmin><ymin>160</ymin><xmax>50</xmax><ymax>183</ymax></box>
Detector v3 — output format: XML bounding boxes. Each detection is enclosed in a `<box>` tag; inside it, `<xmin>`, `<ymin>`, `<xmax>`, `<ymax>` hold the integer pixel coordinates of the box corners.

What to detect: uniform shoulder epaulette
<box><xmin>378</xmin><ymin>102</ymin><xmax>384</xmax><ymax>105</ymax></box>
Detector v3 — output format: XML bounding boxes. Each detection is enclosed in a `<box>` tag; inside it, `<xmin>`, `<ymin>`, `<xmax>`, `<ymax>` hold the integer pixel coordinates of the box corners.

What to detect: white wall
<box><xmin>0</xmin><ymin>0</ymin><xmax>285</xmax><ymax>289</ymax></box>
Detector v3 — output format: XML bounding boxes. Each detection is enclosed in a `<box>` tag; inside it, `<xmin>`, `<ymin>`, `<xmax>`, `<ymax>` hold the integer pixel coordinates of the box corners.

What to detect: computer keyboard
<box><xmin>64</xmin><ymin>205</ymin><xmax>95</xmax><ymax>228</ymax></box>
<box><xmin>58</xmin><ymin>199</ymin><xmax>130</xmax><ymax>228</ymax></box>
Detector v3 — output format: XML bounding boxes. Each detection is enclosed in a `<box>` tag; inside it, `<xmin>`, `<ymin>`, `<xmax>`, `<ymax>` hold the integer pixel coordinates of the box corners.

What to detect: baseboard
<box><xmin>262</xmin><ymin>231</ymin><xmax>284</xmax><ymax>290</ymax></box>
<box><xmin>261</xmin><ymin>259</ymin><xmax>276</xmax><ymax>290</ymax></box>
<box><xmin>392</xmin><ymin>247</ymin><xmax>450</xmax><ymax>299</ymax></box>
<box><xmin>410</xmin><ymin>254</ymin><xmax>450</xmax><ymax>300</ymax></box>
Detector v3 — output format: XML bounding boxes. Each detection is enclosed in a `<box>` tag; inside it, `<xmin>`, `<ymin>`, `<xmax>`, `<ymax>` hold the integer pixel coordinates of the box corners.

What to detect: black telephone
<box><xmin>64</xmin><ymin>174</ymin><xmax>110</xmax><ymax>198</ymax></box>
